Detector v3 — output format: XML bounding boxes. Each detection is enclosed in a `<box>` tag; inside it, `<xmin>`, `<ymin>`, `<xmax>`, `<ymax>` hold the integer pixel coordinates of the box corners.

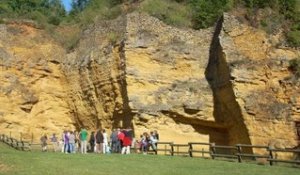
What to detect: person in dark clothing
<box><xmin>89</xmin><ymin>131</ymin><xmax>95</xmax><ymax>152</ymax></box>
<box><xmin>154</xmin><ymin>130</ymin><xmax>159</xmax><ymax>148</ymax></box>
<box><xmin>110</xmin><ymin>129</ymin><xmax>119</xmax><ymax>153</ymax></box>
<box><xmin>154</xmin><ymin>130</ymin><xmax>159</xmax><ymax>140</ymax></box>
<box><xmin>127</xmin><ymin>127</ymin><xmax>134</xmax><ymax>142</ymax></box>
<box><xmin>40</xmin><ymin>134</ymin><xmax>48</xmax><ymax>152</ymax></box>
<box><xmin>95</xmin><ymin>129</ymin><xmax>104</xmax><ymax>153</ymax></box>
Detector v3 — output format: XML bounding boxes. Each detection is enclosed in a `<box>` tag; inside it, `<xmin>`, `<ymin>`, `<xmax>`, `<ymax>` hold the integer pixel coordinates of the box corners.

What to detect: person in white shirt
<box><xmin>102</xmin><ymin>129</ymin><xmax>109</xmax><ymax>154</ymax></box>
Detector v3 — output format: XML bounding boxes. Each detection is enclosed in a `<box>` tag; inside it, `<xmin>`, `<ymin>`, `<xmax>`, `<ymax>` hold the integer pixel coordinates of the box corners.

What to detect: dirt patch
<box><xmin>0</xmin><ymin>162</ymin><xmax>12</xmax><ymax>173</ymax></box>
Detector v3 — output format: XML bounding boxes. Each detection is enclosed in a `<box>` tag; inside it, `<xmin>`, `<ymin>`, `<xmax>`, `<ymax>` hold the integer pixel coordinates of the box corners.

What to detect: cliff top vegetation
<box><xmin>0</xmin><ymin>0</ymin><xmax>299</xmax><ymax>47</ymax></box>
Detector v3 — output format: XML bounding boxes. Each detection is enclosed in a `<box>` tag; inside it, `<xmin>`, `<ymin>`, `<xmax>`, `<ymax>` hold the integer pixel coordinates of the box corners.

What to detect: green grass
<box><xmin>0</xmin><ymin>143</ymin><xmax>299</xmax><ymax>175</ymax></box>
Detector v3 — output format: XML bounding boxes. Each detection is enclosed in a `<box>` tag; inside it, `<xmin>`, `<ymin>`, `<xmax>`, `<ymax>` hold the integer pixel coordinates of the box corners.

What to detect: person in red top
<box><xmin>121</xmin><ymin>129</ymin><xmax>132</xmax><ymax>154</ymax></box>
<box><xmin>117</xmin><ymin>129</ymin><xmax>125</xmax><ymax>151</ymax></box>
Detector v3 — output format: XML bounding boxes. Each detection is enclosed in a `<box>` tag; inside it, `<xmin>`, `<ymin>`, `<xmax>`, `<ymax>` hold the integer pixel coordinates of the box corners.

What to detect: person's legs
<box><xmin>103</xmin><ymin>143</ymin><xmax>107</xmax><ymax>154</ymax></box>
<box><xmin>111</xmin><ymin>141</ymin><xmax>116</xmax><ymax>153</ymax></box>
<box><xmin>80</xmin><ymin>141</ymin><xmax>84</xmax><ymax>154</ymax></box>
<box><xmin>151</xmin><ymin>143</ymin><xmax>157</xmax><ymax>150</ymax></box>
<box><xmin>121</xmin><ymin>146</ymin><xmax>126</xmax><ymax>154</ymax></box>
<box><xmin>52</xmin><ymin>142</ymin><xmax>57</xmax><ymax>152</ymax></box>
<box><xmin>83</xmin><ymin>141</ymin><xmax>87</xmax><ymax>153</ymax></box>
<box><xmin>126</xmin><ymin>146</ymin><xmax>130</xmax><ymax>154</ymax></box>
<box><xmin>71</xmin><ymin>143</ymin><xmax>75</xmax><ymax>153</ymax></box>
<box><xmin>96</xmin><ymin>143</ymin><xmax>100</xmax><ymax>153</ymax></box>
<box><xmin>99</xmin><ymin>143</ymin><xmax>103</xmax><ymax>154</ymax></box>
<box><xmin>117</xmin><ymin>140</ymin><xmax>121</xmax><ymax>153</ymax></box>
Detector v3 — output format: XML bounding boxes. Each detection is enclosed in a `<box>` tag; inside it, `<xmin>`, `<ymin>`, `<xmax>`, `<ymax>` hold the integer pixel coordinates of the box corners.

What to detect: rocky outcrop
<box><xmin>221</xmin><ymin>13</ymin><xmax>299</xmax><ymax>148</ymax></box>
<box><xmin>62</xmin><ymin>16</ymin><xmax>129</xmax><ymax>131</ymax></box>
<box><xmin>0</xmin><ymin>12</ymin><xmax>299</xmax><ymax>149</ymax></box>
<box><xmin>0</xmin><ymin>22</ymin><xmax>74</xmax><ymax>139</ymax></box>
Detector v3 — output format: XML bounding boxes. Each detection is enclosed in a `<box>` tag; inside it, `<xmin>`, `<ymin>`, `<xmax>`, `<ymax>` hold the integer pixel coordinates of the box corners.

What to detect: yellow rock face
<box><xmin>222</xmin><ymin>14</ymin><xmax>300</xmax><ymax>148</ymax></box>
<box><xmin>0</xmin><ymin>23</ymin><xmax>74</xmax><ymax>140</ymax></box>
<box><xmin>0</xmin><ymin>13</ymin><xmax>299</xmax><ymax>149</ymax></box>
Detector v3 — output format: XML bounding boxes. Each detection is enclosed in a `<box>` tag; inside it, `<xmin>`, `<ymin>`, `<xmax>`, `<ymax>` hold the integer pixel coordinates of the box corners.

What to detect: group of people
<box><xmin>40</xmin><ymin>128</ymin><xmax>159</xmax><ymax>155</ymax></box>
<box><xmin>137</xmin><ymin>131</ymin><xmax>159</xmax><ymax>154</ymax></box>
<box><xmin>40</xmin><ymin>128</ymin><xmax>88</xmax><ymax>154</ymax></box>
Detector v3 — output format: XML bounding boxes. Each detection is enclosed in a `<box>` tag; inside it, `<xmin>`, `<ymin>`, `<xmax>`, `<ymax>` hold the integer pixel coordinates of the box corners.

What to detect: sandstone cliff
<box><xmin>0</xmin><ymin>12</ymin><xmax>299</xmax><ymax>149</ymax></box>
<box><xmin>0</xmin><ymin>22</ymin><xmax>74</xmax><ymax>140</ymax></box>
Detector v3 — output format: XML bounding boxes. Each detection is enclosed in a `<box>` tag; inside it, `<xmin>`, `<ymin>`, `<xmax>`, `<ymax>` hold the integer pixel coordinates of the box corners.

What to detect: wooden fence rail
<box><xmin>156</xmin><ymin>142</ymin><xmax>173</xmax><ymax>155</ymax></box>
<box><xmin>1</xmin><ymin>133</ymin><xmax>299</xmax><ymax>167</ymax></box>
<box><xmin>236</xmin><ymin>144</ymin><xmax>270</xmax><ymax>163</ymax></box>
<box><xmin>0</xmin><ymin>134</ymin><xmax>31</xmax><ymax>151</ymax></box>
<box><xmin>188</xmin><ymin>142</ymin><xmax>212</xmax><ymax>158</ymax></box>
<box><xmin>170</xmin><ymin>143</ymin><xmax>190</xmax><ymax>156</ymax></box>
<box><xmin>210</xmin><ymin>143</ymin><xmax>238</xmax><ymax>160</ymax></box>
<box><xmin>268</xmin><ymin>148</ymin><xmax>300</xmax><ymax>166</ymax></box>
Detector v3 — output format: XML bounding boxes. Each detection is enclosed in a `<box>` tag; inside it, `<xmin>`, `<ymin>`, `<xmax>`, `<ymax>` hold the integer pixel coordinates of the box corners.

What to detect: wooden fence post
<box><xmin>211</xmin><ymin>143</ymin><xmax>216</xmax><ymax>159</ymax></box>
<box><xmin>236</xmin><ymin>144</ymin><xmax>242</xmax><ymax>163</ymax></box>
<box><xmin>189</xmin><ymin>143</ymin><xmax>193</xmax><ymax>157</ymax></box>
<box><xmin>269</xmin><ymin>146</ymin><xmax>273</xmax><ymax>166</ymax></box>
<box><xmin>164</xmin><ymin>144</ymin><xmax>167</xmax><ymax>155</ymax></box>
<box><xmin>171</xmin><ymin>144</ymin><xmax>174</xmax><ymax>156</ymax></box>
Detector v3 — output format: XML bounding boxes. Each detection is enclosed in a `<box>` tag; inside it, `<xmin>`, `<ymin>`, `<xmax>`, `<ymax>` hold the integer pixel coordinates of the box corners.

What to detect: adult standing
<box><xmin>154</xmin><ymin>130</ymin><xmax>159</xmax><ymax>148</ymax></box>
<box><xmin>127</xmin><ymin>128</ymin><xmax>134</xmax><ymax>145</ymax></box>
<box><xmin>102</xmin><ymin>129</ymin><xmax>109</xmax><ymax>154</ymax></box>
<box><xmin>40</xmin><ymin>134</ymin><xmax>48</xmax><ymax>152</ymax></box>
<box><xmin>110</xmin><ymin>129</ymin><xmax>118</xmax><ymax>153</ymax></box>
<box><xmin>89</xmin><ymin>131</ymin><xmax>95</xmax><ymax>152</ymax></box>
<box><xmin>117</xmin><ymin>128</ymin><xmax>125</xmax><ymax>153</ymax></box>
<box><xmin>79</xmin><ymin>128</ymin><xmax>88</xmax><ymax>154</ymax></box>
<box><xmin>64</xmin><ymin>131</ymin><xmax>70</xmax><ymax>153</ymax></box>
<box><xmin>50</xmin><ymin>133</ymin><xmax>58</xmax><ymax>152</ymax></box>
<box><xmin>69</xmin><ymin>131</ymin><xmax>76</xmax><ymax>153</ymax></box>
<box><xmin>95</xmin><ymin>129</ymin><xmax>103</xmax><ymax>153</ymax></box>
<box><xmin>60</xmin><ymin>131</ymin><xmax>66</xmax><ymax>153</ymax></box>
<box><xmin>121</xmin><ymin>129</ymin><xmax>132</xmax><ymax>154</ymax></box>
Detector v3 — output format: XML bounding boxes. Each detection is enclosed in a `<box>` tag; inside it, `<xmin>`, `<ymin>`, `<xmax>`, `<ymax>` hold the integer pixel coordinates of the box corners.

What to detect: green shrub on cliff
<box><xmin>188</xmin><ymin>0</ymin><xmax>233</xmax><ymax>29</ymax></box>
<box><xmin>140</xmin><ymin>0</ymin><xmax>233</xmax><ymax>29</ymax></box>
<box><xmin>241</xmin><ymin>0</ymin><xmax>300</xmax><ymax>46</ymax></box>
<box><xmin>1</xmin><ymin>0</ymin><xmax>299</xmax><ymax>49</ymax></box>
<box><xmin>140</xmin><ymin>0</ymin><xmax>192</xmax><ymax>28</ymax></box>
<box><xmin>287</xmin><ymin>30</ymin><xmax>300</xmax><ymax>47</ymax></box>
<box><xmin>289</xmin><ymin>58</ymin><xmax>300</xmax><ymax>78</ymax></box>
<box><xmin>0</xmin><ymin>0</ymin><xmax>66</xmax><ymax>26</ymax></box>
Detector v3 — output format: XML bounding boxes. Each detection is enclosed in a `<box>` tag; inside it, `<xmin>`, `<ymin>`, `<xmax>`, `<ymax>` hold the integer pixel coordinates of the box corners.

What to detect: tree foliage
<box><xmin>0</xmin><ymin>0</ymin><xmax>299</xmax><ymax>47</ymax></box>
<box><xmin>71</xmin><ymin>0</ymin><xmax>89</xmax><ymax>13</ymax></box>
<box><xmin>0</xmin><ymin>0</ymin><xmax>66</xmax><ymax>26</ymax></box>
<box><xmin>188</xmin><ymin>0</ymin><xmax>231</xmax><ymax>29</ymax></box>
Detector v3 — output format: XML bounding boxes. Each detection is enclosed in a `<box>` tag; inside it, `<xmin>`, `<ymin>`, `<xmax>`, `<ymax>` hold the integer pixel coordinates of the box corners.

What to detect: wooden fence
<box><xmin>0</xmin><ymin>134</ymin><xmax>31</xmax><ymax>151</ymax></box>
<box><xmin>1</xmin><ymin>134</ymin><xmax>299</xmax><ymax>167</ymax></box>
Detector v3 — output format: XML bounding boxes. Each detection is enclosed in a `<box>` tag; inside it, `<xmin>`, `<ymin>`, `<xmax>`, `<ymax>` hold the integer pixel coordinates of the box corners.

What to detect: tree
<box><xmin>71</xmin><ymin>0</ymin><xmax>89</xmax><ymax>12</ymax></box>
<box><xmin>0</xmin><ymin>0</ymin><xmax>66</xmax><ymax>26</ymax></box>
<box><xmin>189</xmin><ymin>0</ymin><xmax>230</xmax><ymax>29</ymax></box>
<box><xmin>47</xmin><ymin>0</ymin><xmax>66</xmax><ymax>25</ymax></box>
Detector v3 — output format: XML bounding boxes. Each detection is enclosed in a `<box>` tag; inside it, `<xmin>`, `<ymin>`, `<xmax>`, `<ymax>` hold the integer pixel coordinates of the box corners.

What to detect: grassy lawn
<box><xmin>0</xmin><ymin>143</ymin><xmax>299</xmax><ymax>175</ymax></box>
